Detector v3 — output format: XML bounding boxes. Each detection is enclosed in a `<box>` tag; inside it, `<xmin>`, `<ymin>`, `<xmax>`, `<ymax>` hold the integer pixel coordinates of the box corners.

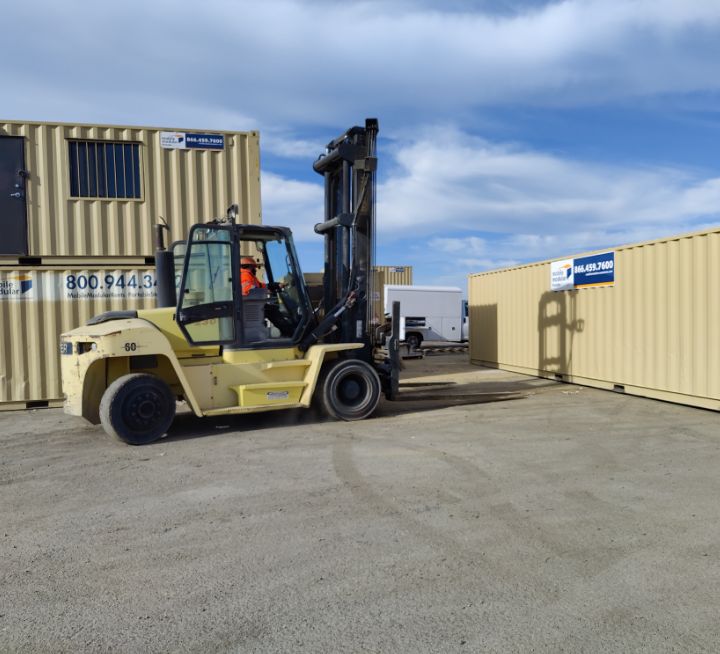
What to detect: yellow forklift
<box><xmin>60</xmin><ymin>119</ymin><xmax>401</xmax><ymax>445</ymax></box>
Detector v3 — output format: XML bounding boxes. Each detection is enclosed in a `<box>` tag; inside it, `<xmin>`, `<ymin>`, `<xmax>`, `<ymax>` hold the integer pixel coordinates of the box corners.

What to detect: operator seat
<box><xmin>242</xmin><ymin>287</ymin><xmax>271</xmax><ymax>341</ymax></box>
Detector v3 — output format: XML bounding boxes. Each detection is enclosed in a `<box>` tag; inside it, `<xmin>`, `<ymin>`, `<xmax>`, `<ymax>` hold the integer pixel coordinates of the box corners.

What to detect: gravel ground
<box><xmin>2</xmin><ymin>355</ymin><xmax>719</xmax><ymax>653</ymax></box>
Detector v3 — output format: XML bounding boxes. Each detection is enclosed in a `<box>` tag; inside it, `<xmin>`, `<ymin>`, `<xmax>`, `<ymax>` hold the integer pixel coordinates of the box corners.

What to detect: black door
<box><xmin>0</xmin><ymin>137</ymin><xmax>28</xmax><ymax>255</ymax></box>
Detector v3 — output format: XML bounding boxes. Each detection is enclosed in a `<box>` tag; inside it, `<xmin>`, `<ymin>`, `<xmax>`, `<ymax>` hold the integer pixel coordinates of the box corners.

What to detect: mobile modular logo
<box><xmin>550</xmin><ymin>259</ymin><xmax>574</xmax><ymax>291</ymax></box>
<box><xmin>0</xmin><ymin>274</ymin><xmax>34</xmax><ymax>300</ymax></box>
<box><xmin>160</xmin><ymin>132</ymin><xmax>185</xmax><ymax>149</ymax></box>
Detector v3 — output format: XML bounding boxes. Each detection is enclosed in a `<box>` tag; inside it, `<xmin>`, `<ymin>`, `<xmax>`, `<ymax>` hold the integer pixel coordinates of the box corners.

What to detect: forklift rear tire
<box><xmin>99</xmin><ymin>373</ymin><xmax>176</xmax><ymax>445</ymax></box>
<box><xmin>318</xmin><ymin>359</ymin><xmax>381</xmax><ymax>421</ymax></box>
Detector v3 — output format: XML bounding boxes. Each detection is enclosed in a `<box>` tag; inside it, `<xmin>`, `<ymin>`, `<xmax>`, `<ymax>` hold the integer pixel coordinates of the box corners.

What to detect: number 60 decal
<box><xmin>124</xmin><ymin>343</ymin><xmax>137</xmax><ymax>352</ymax></box>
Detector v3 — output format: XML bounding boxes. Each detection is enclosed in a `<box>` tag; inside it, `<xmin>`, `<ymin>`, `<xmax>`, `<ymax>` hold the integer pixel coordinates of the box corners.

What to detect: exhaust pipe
<box><xmin>154</xmin><ymin>222</ymin><xmax>176</xmax><ymax>308</ymax></box>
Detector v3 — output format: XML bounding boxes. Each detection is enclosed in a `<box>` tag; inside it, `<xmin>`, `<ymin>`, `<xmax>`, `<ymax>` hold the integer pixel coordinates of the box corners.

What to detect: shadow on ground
<box><xmin>157</xmin><ymin>376</ymin><xmax>557</xmax><ymax>445</ymax></box>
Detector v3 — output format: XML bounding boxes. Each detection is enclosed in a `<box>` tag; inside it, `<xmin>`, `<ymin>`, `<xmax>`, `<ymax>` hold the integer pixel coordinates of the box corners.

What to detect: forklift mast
<box><xmin>312</xmin><ymin>118</ymin><xmax>379</xmax><ymax>360</ymax></box>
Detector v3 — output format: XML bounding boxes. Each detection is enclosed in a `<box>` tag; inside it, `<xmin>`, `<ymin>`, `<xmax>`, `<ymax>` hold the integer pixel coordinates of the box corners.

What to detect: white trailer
<box><xmin>384</xmin><ymin>285</ymin><xmax>468</xmax><ymax>349</ymax></box>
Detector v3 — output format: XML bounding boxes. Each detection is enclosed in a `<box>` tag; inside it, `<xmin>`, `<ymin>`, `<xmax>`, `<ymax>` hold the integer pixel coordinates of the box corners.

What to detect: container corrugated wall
<box><xmin>0</xmin><ymin>265</ymin><xmax>159</xmax><ymax>408</ymax></box>
<box><xmin>371</xmin><ymin>265</ymin><xmax>413</xmax><ymax>322</ymax></box>
<box><xmin>0</xmin><ymin>120</ymin><xmax>261</xmax><ymax>259</ymax></box>
<box><xmin>468</xmin><ymin>227</ymin><xmax>720</xmax><ymax>411</ymax></box>
<box><xmin>303</xmin><ymin>266</ymin><xmax>413</xmax><ymax>323</ymax></box>
<box><xmin>376</xmin><ymin>265</ymin><xmax>413</xmax><ymax>286</ymax></box>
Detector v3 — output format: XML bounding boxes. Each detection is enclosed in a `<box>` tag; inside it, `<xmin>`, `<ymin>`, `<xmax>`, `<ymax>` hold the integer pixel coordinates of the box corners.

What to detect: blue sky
<box><xmin>3</xmin><ymin>0</ymin><xmax>720</xmax><ymax>290</ymax></box>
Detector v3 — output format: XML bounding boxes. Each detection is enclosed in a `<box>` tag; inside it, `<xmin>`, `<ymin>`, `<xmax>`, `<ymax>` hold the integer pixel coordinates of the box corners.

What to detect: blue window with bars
<box><xmin>68</xmin><ymin>140</ymin><xmax>142</xmax><ymax>199</ymax></box>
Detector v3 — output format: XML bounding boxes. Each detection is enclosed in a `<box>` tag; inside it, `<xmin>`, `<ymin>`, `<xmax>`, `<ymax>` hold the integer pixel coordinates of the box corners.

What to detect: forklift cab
<box><xmin>176</xmin><ymin>223</ymin><xmax>314</xmax><ymax>349</ymax></box>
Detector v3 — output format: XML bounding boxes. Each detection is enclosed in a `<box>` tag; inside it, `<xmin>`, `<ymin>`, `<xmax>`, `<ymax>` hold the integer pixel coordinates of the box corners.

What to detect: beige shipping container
<box><xmin>0</xmin><ymin>264</ymin><xmax>160</xmax><ymax>409</ymax></box>
<box><xmin>468</xmin><ymin>227</ymin><xmax>720</xmax><ymax>411</ymax></box>
<box><xmin>302</xmin><ymin>266</ymin><xmax>413</xmax><ymax>324</ymax></box>
<box><xmin>371</xmin><ymin>265</ymin><xmax>413</xmax><ymax>323</ymax></box>
<box><xmin>0</xmin><ymin>120</ymin><xmax>261</xmax><ymax>261</ymax></box>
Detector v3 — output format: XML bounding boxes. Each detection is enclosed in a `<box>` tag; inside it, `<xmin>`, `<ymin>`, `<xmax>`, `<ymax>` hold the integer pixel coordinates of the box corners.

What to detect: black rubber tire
<box><xmin>406</xmin><ymin>333</ymin><xmax>422</xmax><ymax>350</ymax></box>
<box><xmin>318</xmin><ymin>359</ymin><xmax>381</xmax><ymax>421</ymax></box>
<box><xmin>99</xmin><ymin>373</ymin><xmax>176</xmax><ymax>445</ymax></box>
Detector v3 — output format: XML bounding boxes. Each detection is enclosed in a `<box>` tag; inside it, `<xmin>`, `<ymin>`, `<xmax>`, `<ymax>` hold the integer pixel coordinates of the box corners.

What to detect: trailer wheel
<box><xmin>318</xmin><ymin>359</ymin><xmax>381</xmax><ymax>421</ymax></box>
<box><xmin>99</xmin><ymin>373</ymin><xmax>176</xmax><ymax>445</ymax></box>
<box><xmin>406</xmin><ymin>333</ymin><xmax>422</xmax><ymax>351</ymax></box>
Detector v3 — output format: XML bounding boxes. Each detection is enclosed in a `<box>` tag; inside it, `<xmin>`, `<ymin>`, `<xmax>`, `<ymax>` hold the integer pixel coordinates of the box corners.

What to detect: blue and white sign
<box><xmin>551</xmin><ymin>251</ymin><xmax>615</xmax><ymax>291</ymax></box>
<box><xmin>573</xmin><ymin>251</ymin><xmax>615</xmax><ymax>288</ymax></box>
<box><xmin>160</xmin><ymin>131</ymin><xmax>225</xmax><ymax>150</ymax></box>
<box><xmin>185</xmin><ymin>133</ymin><xmax>224</xmax><ymax>150</ymax></box>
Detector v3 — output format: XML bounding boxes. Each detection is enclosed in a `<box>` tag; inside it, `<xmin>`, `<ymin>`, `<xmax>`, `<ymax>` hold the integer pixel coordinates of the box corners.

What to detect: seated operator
<box><xmin>240</xmin><ymin>256</ymin><xmax>266</xmax><ymax>296</ymax></box>
<box><xmin>240</xmin><ymin>255</ymin><xmax>293</xmax><ymax>338</ymax></box>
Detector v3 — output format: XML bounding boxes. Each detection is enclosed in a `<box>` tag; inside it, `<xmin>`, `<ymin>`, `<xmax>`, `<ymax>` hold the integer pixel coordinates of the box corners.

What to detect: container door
<box><xmin>0</xmin><ymin>136</ymin><xmax>28</xmax><ymax>255</ymax></box>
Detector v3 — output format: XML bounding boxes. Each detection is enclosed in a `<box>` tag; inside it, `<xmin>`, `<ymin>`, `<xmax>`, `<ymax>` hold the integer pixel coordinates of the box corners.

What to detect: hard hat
<box><xmin>240</xmin><ymin>256</ymin><xmax>260</xmax><ymax>267</ymax></box>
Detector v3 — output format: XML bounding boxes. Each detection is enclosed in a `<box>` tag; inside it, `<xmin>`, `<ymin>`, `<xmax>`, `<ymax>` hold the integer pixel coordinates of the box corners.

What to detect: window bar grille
<box><xmin>123</xmin><ymin>144</ymin><xmax>128</xmax><ymax>198</ymax></box>
<box><xmin>127</xmin><ymin>144</ymin><xmax>134</xmax><ymax>198</ymax></box>
<box><xmin>72</xmin><ymin>142</ymin><xmax>79</xmax><ymax>197</ymax></box>
<box><xmin>68</xmin><ymin>140</ymin><xmax>142</xmax><ymax>199</ymax></box>
<box><xmin>92</xmin><ymin>142</ymin><xmax>98</xmax><ymax>197</ymax></box>
<box><xmin>102</xmin><ymin>143</ymin><xmax>108</xmax><ymax>198</ymax></box>
<box><xmin>112</xmin><ymin>143</ymin><xmax>118</xmax><ymax>199</ymax></box>
<box><xmin>130</xmin><ymin>144</ymin><xmax>137</xmax><ymax>198</ymax></box>
<box><xmin>126</xmin><ymin>144</ymin><xmax>132</xmax><ymax>198</ymax></box>
<box><xmin>84</xmin><ymin>142</ymin><xmax>90</xmax><ymax>198</ymax></box>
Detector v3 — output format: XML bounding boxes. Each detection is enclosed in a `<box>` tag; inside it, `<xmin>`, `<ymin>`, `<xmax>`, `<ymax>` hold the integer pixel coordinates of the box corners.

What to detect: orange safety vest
<box><xmin>240</xmin><ymin>268</ymin><xmax>266</xmax><ymax>296</ymax></box>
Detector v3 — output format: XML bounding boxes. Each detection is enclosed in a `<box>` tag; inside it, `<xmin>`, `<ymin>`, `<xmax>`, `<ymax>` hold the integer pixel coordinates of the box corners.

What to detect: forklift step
<box><xmin>230</xmin><ymin>381</ymin><xmax>307</xmax><ymax>407</ymax></box>
<box><xmin>203</xmin><ymin>402</ymin><xmax>305</xmax><ymax>416</ymax></box>
<box><xmin>259</xmin><ymin>360</ymin><xmax>312</xmax><ymax>371</ymax></box>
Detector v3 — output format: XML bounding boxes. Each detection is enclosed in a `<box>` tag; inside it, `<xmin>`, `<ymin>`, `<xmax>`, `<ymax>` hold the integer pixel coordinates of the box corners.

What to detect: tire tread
<box><xmin>99</xmin><ymin>373</ymin><xmax>175</xmax><ymax>445</ymax></box>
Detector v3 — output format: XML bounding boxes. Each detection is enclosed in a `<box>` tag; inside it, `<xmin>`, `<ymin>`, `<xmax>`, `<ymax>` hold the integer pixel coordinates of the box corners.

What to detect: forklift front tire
<box><xmin>99</xmin><ymin>373</ymin><xmax>176</xmax><ymax>445</ymax></box>
<box><xmin>318</xmin><ymin>359</ymin><xmax>381</xmax><ymax>421</ymax></box>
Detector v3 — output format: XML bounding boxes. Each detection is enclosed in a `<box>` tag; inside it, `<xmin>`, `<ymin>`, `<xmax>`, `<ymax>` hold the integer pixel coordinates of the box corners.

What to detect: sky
<box><xmin>3</xmin><ymin>0</ymin><xmax>720</xmax><ymax>290</ymax></box>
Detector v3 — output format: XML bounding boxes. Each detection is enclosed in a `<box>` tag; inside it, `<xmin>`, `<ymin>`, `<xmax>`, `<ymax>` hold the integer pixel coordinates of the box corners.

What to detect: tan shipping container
<box><xmin>468</xmin><ymin>227</ymin><xmax>720</xmax><ymax>411</ymax></box>
<box><xmin>0</xmin><ymin>120</ymin><xmax>261</xmax><ymax>261</ymax></box>
<box><xmin>0</xmin><ymin>264</ymin><xmax>160</xmax><ymax>408</ymax></box>
<box><xmin>302</xmin><ymin>266</ymin><xmax>413</xmax><ymax>325</ymax></box>
<box><xmin>371</xmin><ymin>265</ymin><xmax>413</xmax><ymax>323</ymax></box>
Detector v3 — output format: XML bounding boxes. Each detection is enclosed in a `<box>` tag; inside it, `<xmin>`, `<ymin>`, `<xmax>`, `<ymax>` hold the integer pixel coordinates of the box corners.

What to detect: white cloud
<box><xmin>429</xmin><ymin>236</ymin><xmax>487</xmax><ymax>256</ymax></box>
<box><xmin>378</xmin><ymin>126</ymin><xmax>720</xmax><ymax>252</ymax></box>
<box><xmin>4</xmin><ymin>0</ymin><xmax>720</xmax><ymax>294</ymax></box>
<box><xmin>264</xmin><ymin>123</ymin><xmax>720</xmax><ymax>283</ymax></box>
<box><xmin>3</xmin><ymin>0</ymin><xmax>720</xmax><ymax>130</ymax></box>
<box><xmin>261</xmin><ymin>133</ymin><xmax>323</xmax><ymax>159</ymax></box>
<box><xmin>260</xmin><ymin>122</ymin><xmax>720</xmax><ymax>288</ymax></box>
<box><xmin>261</xmin><ymin>172</ymin><xmax>323</xmax><ymax>240</ymax></box>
